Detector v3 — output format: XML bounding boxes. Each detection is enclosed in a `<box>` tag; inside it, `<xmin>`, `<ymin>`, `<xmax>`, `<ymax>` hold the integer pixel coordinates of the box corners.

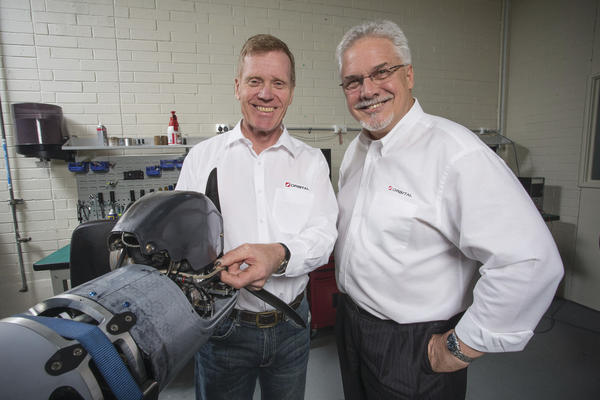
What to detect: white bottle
<box><xmin>96</xmin><ymin>123</ymin><xmax>108</xmax><ymax>146</ymax></box>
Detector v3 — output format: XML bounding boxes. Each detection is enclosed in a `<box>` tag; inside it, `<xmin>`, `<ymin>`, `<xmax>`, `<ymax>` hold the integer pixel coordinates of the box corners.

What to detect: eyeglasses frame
<box><xmin>339</xmin><ymin>64</ymin><xmax>408</xmax><ymax>92</ymax></box>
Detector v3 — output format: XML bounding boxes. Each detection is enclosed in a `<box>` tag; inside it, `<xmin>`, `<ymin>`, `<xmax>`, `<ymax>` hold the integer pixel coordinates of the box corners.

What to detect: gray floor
<box><xmin>159</xmin><ymin>298</ymin><xmax>600</xmax><ymax>400</ymax></box>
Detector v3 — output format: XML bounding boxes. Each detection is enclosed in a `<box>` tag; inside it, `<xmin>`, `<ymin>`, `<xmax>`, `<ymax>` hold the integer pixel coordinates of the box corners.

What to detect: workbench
<box><xmin>33</xmin><ymin>245</ymin><xmax>70</xmax><ymax>295</ymax></box>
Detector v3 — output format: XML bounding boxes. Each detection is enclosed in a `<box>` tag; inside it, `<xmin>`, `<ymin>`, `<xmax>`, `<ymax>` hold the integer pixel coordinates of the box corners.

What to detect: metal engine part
<box><xmin>0</xmin><ymin>191</ymin><xmax>239</xmax><ymax>399</ymax></box>
<box><xmin>108</xmin><ymin>191</ymin><xmax>223</xmax><ymax>273</ymax></box>
<box><xmin>108</xmin><ymin>191</ymin><xmax>236</xmax><ymax>318</ymax></box>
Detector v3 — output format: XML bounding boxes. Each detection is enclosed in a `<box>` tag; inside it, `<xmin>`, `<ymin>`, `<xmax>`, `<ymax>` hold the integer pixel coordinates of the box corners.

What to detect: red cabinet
<box><xmin>308</xmin><ymin>257</ymin><xmax>339</xmax><ymax>330</ymax></box>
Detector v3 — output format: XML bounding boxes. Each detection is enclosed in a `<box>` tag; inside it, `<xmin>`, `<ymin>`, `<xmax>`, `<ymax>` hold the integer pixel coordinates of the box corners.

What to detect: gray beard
<box><xmin>360</xmin><ymin>113</ymin><xmax>394</xmax><ymax>133</ymax></box>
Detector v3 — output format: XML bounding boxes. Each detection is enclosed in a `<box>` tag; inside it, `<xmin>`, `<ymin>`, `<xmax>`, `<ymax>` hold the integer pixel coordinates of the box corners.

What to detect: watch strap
<box><xmin>275</xmin><ymin>243</ymin><xmax>290</xmax><ymax>275</ymax></box>
<box><xmin>447</xmin><ymin>331</ymin><xmax>474</xmax><ymax>363</ymax></box>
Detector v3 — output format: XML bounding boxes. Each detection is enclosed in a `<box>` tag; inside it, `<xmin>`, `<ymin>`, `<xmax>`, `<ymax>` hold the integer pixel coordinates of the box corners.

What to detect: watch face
<box><xmin>276</xmin><ymin>259</ymin><xmax>288</xmax><ymax>274</ymax></box>
<box><xmin>447</xmin><ymin>333</ymin><xmax>459</xmax><ymax>352</ymax></box>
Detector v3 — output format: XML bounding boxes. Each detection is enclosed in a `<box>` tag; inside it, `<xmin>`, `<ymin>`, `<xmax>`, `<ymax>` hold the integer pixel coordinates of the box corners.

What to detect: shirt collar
<box><xmin>274</xmin><ymin>126</ymin><xmax>299</xmax><ymax>158</ymax></box>
<box><xmin>358</xmin><ymin>98</ymin><xmax>424</xmax><ymax>155</ymax></box>
<box><xmin>226</xmin><ymin>120</ymin><xmax>299</xmax><ymax>158</ymax></box>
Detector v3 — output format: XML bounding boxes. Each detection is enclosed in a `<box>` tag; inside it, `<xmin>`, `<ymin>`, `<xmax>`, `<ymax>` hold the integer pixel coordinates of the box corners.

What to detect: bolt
<box><xmin>123</xmin><ymin>301</ymin><xmax>130</xmax><ymax>308</ymax></box>
<box><xmin>145</xmin><ymin>243</ymin><xmax>155</xmax><ymax>253</ymax></box>
<box><xmin>109</xmin><ymin>324</ymin><xmax>119</xmax><ymax>332</ymax></box>
<box><xmin>72</xmin><ymin>347</ymin><xmax>83</xmax><ymax>357</ymax></box>
<box><xmin>124</xmin><ymin>315</ymin><xmax>133</xmax><ymax>323</ymax></box>
<box><xmin>88</xmin><ymin>291</ymin><xmax>96</xmax><ymax>297</ymax></box>
<box><xmin>50</xmin><ymin>361</ymin><xmax>62</xmax><ymax>371</ymax></box>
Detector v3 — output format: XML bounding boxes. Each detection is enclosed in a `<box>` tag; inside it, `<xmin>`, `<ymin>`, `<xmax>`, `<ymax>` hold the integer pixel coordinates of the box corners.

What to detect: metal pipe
<box><xmin>499</xmin><ymin>0</ymin><xmax>520</xmax><ymax>176</ymax></box>
<box><xmin>498</xmin><ymin>0</ymin><xmax>510</xmax><ymax>136</ymax></box>
<box><xmin>286</xmin><ymin>126</ymin><xmax>361</xmax><ymax>133</ymax></box>
<box><xmin>0</xmin><ymin>92</ymin><xmax>30</xmax><ymax>292</ymax></box>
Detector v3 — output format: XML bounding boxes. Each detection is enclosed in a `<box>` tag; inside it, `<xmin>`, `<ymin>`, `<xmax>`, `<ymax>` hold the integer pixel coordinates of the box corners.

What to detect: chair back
<box><xmin>69</xmin><ymin>219</ymin><xmax>117</xmax><ymax>287</ymax></box>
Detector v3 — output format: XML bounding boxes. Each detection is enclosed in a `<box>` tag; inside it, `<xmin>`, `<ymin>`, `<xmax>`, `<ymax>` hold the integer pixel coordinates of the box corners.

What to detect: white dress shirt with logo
<box><xmin>176</xmin><ymin>121</ymin><xmax>338</xmax><ymax>312</ymax></box>
<box><xmin>335</xmin><ymin>99</ymin><xmax>564</xmax><ymax>353</ymax></box>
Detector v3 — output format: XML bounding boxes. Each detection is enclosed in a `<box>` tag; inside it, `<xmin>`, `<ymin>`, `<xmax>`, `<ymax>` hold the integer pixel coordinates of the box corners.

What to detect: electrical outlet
<box><xmin>215</xmin><ymin>123</ymin><xmax>230</xmax><ymax>134</ymax></box>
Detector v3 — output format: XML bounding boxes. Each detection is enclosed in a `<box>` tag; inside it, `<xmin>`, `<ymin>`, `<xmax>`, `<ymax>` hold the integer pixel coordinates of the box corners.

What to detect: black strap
<box><xmin>205</xmin><ymin>167</ymin><xmax>221</xmax><ymax>213</ymax></box>
<box><xmin>205</xmin><ymin>167</ymin><xmax>305</xmax><ymax>328</ymax></box>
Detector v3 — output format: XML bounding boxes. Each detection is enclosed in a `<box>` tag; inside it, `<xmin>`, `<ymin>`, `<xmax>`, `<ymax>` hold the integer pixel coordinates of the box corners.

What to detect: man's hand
<box><xmin>427</xmin><ymin>329</ymin><xmax>484</xmax><ymax>373</ymax></box>
<box><xmin>217</xmin><ymin>243</ymin><xmax>286</xmax><ymax>290</ymax></box>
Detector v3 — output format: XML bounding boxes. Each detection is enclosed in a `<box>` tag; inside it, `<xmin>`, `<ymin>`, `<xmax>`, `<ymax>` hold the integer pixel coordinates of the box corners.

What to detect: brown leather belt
<box><xmin>231</xmin><ymin>292</ymin><xmax>304</xmax><ymax>328</ymax></box>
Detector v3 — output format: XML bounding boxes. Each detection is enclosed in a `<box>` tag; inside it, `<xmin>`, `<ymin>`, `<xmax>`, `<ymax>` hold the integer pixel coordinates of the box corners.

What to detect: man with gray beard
<box><xmin>333</xmin><ymin>20</ymin><xmax>563</xmax><ymax>399</ymax></box>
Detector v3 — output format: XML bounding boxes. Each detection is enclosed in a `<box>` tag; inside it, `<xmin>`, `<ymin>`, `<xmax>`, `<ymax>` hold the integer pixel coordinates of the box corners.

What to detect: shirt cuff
<box><xmin>279</xmin><ymin>239</ymin><xmax>308</xmax><ymax>277</ymax></box>
<box><xmin>271</xmin><ymin>242</ymin><xmax>290</xmax><ymax>277</ymax></box>
<box><xmin>454</xmin><ymin>309</ymin><xmax>534</xmax><ymax>353</ymax></box>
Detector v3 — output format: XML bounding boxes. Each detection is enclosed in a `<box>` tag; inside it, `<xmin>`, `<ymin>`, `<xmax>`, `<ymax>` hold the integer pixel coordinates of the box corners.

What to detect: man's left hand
<box><xmin>217</xmin><ymin>243</ymin><xmax>285</xmax><ymax>290</ymax></box>
<box><xmin>427</xmin><ymin>329</ymin><xmax>484</xmax><ymax>373</ymax></box>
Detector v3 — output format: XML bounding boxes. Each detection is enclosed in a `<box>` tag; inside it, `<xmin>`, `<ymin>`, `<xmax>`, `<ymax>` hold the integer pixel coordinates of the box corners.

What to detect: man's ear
<box><xmin>234</xmin><ymin>77</ymin><xmax>240</xmax><ymax>100</ymax></box>
<box><xmin>405</xmin><ymin>64</ymin><xmax>415</xmax><ymax>90</ymax></box>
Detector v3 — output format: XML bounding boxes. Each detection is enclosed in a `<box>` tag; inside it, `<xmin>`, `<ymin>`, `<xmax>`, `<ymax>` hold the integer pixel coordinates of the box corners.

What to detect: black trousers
<box><xmin>335</xmin><ymin>294</ymin><xmax>467</xmax><ymax>400</ymax></box>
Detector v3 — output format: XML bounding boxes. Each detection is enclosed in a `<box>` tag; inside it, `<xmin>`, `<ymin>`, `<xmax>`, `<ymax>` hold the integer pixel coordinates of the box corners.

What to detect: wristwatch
<box><xmin>446</xmin><ymin>331</ymin><xmax>474</xmax><ymax>363</ymax></box>
<box><xmin>275</xmin><ymin>243</ymin><xmax>290</xmax><ymax>275</ymax></box>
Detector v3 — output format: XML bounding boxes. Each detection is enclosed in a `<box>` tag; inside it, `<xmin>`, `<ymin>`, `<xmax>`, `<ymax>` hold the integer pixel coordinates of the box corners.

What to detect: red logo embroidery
<box><xmin>284</xmin><ymin>181</ymin><xmax>310</xmax><ymax>191</ymax></box>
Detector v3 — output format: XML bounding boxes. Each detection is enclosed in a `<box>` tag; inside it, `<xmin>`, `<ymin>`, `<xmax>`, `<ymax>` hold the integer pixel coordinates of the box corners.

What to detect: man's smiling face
<box><xmin>235</xmin><ymin>50</ymin><xmax>294</xmax><ymax>138</ymax></box>
<box><xmin>341</xmin><ymin>36</ymin><xmax>414</xmax><ymax>139</ymax></box>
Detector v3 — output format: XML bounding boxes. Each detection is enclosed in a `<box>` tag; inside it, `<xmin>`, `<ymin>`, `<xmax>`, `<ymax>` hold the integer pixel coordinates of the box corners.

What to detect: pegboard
<box><xmin>72</xmin><ymin>155</ymin><xmax>184</xmax><ymax>222</ymax></box>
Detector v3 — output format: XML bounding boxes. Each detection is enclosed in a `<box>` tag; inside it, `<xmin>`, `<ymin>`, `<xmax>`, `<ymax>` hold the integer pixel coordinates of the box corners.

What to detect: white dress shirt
<box><xmin>177</xmin><ymin>121</ymin><xmax>338</xmax><ymax>312</ymax></box>
<box><xmin>335</xmin><ymin>99</ymin><xmax>563</xmax><ymax>353</ymax></box>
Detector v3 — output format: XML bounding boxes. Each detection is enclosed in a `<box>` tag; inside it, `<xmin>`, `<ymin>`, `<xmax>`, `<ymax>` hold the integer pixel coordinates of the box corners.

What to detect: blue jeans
<box><xmin>195</xmin><ymin>296</ymin><xmax>310</xmax><ymax>400</ymax></box>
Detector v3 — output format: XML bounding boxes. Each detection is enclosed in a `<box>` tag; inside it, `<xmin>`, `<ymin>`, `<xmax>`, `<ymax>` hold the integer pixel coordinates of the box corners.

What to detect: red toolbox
<box><xmin>308</xmin><ymin>257</ymin><xmax>340</xmax><ymax>330</ymax></box>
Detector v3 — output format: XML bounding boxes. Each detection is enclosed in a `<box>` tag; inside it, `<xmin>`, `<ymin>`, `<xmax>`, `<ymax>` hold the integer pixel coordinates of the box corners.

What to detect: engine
<box><xmin>107</xmin><ymin>190</ymin><xmax>237</xmax><ymax>318</ymax></box>
<box><xmin>0</xmin><ymin>191</ymin><xmax>238</xmax><ymax>400</ymax></box>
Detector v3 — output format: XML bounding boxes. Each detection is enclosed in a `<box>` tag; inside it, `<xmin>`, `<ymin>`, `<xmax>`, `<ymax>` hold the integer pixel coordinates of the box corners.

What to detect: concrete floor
<box><xmin>159</xmin><ymin>298</ymin><xmax>600</xmax><ymax>400</ymax></box>
<box><xmin>2</xmin><ymin>279</ymin><xmax>598</xmax><ymax>399</ymax></box>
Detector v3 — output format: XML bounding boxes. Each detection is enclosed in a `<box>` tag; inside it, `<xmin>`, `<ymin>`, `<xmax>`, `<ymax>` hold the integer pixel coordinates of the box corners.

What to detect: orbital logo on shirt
<box><xmin>387</xmin><ymin>185</ymin><xmax>413</xmax><ymax>198</ymax></box>
<box><xmin>285</xmin><ymin>181</ymin><xmax>310</xmax><ymax>191</ymax></box>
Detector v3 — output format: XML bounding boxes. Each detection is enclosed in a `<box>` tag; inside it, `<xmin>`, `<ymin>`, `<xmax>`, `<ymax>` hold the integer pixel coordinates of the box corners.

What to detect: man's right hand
<box><xmin>217</xmin><ymin>243</ymin><xmax>286</xmax><ymax>290</ymax></box>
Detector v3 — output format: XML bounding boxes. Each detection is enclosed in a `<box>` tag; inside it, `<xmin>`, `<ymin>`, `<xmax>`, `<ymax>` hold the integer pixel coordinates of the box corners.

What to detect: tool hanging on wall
<box><xmin>97</xmin><ymin>192</ymin><xmax>106</xmax><ymax>219</ymax></box>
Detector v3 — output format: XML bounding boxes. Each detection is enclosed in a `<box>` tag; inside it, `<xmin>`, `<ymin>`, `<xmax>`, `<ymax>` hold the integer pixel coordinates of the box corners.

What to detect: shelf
<box><xmin>542</xmin><ymin>213</ymin><xmax>560</xmax><ymax>222</ymax></box>
<box><xmin>475</xmin><ymin>131</ymin><xmax>515</xmax><ymax>147</ymax></box>
<box><xmin>62</xmin><ymin>136</ymin><xmax>207</xmax><ymax>151</ymax></box>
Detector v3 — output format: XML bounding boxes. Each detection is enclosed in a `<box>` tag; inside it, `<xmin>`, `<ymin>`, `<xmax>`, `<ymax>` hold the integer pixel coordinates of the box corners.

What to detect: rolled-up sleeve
<box><xmin>442</xmin><ymin>149</ymin><xmax>564</xmax><ymax>352</ymax></box>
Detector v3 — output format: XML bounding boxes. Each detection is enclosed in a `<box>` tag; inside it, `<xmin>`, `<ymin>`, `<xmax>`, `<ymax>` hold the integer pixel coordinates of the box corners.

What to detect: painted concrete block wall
<box><xmin>0</xmin><ymin>0</ymin><xmax>502</xmax><ymax>316</ymax></box>
<box><xmin>503</xmin><ymin>0</ymin><xmax>597</xmax><ymax>302</ymax></box>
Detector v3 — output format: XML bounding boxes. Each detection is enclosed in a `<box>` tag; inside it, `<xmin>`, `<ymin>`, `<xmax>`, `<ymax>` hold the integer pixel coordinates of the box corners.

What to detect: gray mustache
<box><xmin>354</xmin><ymin>95</ymin><xmax>393</xmax><ymax>110</ymax></box>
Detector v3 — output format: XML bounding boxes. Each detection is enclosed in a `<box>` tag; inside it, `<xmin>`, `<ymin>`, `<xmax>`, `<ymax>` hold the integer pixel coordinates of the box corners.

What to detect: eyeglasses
<box><xmin>339</xmin><ymin>64</ymin><xmax>408</xmax><ymax>92</ymax></box>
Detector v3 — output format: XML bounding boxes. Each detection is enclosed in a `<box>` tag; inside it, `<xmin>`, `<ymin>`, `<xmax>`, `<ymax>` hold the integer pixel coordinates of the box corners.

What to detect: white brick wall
<box><xmin>0</xmin><ymin>0</ymin><xmax>502</xmax><ymax>316</ymax></box>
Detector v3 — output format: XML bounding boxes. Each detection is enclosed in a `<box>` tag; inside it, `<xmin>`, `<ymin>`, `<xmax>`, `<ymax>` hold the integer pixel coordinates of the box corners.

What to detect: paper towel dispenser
<box><xmin>12</xmin><ymin>102</ymin><xmax>73</xmax><ymax>161</ymax></box>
